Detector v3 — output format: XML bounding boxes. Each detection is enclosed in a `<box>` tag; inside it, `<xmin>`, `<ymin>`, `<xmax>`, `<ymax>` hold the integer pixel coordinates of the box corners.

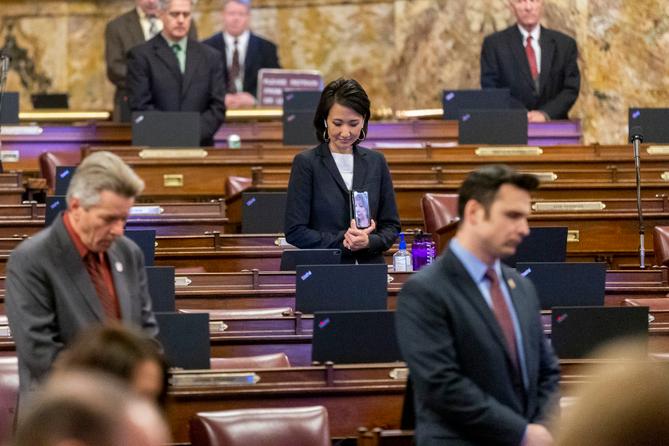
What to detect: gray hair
<box><xmin>66</xmin><ymin>152</ymin><xmax>145</xmax><ymax>209</ymax></box>
<box><xmin>158</xmin><ymin>0</ymin><xmax>196</xmax><ymax>11</ymax></box>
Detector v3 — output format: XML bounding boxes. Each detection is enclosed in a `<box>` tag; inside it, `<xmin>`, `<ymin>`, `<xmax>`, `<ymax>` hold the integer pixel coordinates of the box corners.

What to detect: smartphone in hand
<box><xmin>351</xmin><ymin>190</ymin><xmax>371</xmax><ymax>229</ymax></box>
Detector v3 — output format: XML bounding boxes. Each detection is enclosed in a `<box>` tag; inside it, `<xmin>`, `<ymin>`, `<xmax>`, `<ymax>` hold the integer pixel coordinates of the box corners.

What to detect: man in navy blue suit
<box><xmin>396</xmin><ymin>165</ymin><xmax>560</xmax><ymax>445</ymax></box>
<box><xmin>203</xmin><ymin>0</ymin><xmax>281</xmax><ymax>109</ymax></box>
<box><xmin>480</xmin><ymin>0</ymin><xmax>580</xmax><ymax>122</ymax></box>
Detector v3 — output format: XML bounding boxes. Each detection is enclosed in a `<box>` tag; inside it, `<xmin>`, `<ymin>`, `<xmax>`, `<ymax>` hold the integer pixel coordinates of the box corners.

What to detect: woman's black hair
<box><xmin>313</xmin><ymin>78</ymin><xmax>371</xmax><ymax>143</ymax></box>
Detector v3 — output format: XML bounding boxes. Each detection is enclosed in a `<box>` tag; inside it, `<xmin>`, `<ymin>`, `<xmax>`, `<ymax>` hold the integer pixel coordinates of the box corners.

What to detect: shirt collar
<box><xmin>517</xmin><ymin>24</ymin><xmax>541</xmax><ymax>43</ymax></box>
<box><xmin>62</xmin><ymin>211</ymin><xmax>90</xmax><ymax>259</ymax></box>
<box><xmin>223</xmin><ymin>30</ymin><xmax>250</xmax><ymax>49</ymax></box>
<box><xmin>449</xmin><ymin>237</ymin><xmax>503</xmax><ymax>284</ymax></box>
<box><xmin>162</xmin><ymin>34</ymin><xmax>189</xmax><ymax>52</ymax></box>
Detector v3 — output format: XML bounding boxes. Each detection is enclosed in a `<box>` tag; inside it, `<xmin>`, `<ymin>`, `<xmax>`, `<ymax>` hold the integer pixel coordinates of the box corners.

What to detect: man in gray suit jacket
<box><xmin>6</xmin><ymin>152</ymin><xmax>158</xmax><ymax>398</ymax></box>
<box><xmin>396</xmin><ymin>165</ymin><xmax>560</xmax><ymax>446</ymax></box>
<box><xmin>105</xmin><ymin>0</ymin><xmax>197</xmax><ymax>122</ymax></box>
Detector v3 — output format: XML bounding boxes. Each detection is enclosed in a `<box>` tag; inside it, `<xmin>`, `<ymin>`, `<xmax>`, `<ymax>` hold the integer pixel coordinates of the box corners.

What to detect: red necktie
<box><xmin>84</xmin><ymin>252</ymin><xmax>120</xmax><ymax>320</ymax></box>
<box><xmin>525</xmin><ymin>35</ymin><xmax>539</xmax><ymax>80</ymax></box>
<box><xmin>485</xmin><ymin>268</ymin><xmax>519</xmax><ymax>369</ymax></box>
<box><xmin>229</xmin><ymin>38</ymin><xmax>240</xmax><ymax>93</ymax></box>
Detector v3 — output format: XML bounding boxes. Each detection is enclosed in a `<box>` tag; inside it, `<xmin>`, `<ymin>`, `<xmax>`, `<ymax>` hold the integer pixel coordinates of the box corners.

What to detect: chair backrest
<box><xmin>225</xmin><ymin>176</ymin><xmax>252</xmax><ymax>197</ymax></box>
<box><xmin>421</xmin><ymin>193</ymin><xmax>459</xmax><ymax>252</ymax></box>
<box><xmin>210</xmin><ymin>353</ymin><xmax>291</xmax><ymax>369</ymax></box>
<box><xmin>420</xmin><ymin>193</ymin><xmax>458</xmax><ymax>235</ymax></box>
<box><xmin>38</xmin><ymin>151</ymin><xmax>75</xmax><ymax>192</ymax></box>
<box><xmin>653</xmin><ymin>226</ymin><xmax>669</xmax><ymax>266</ymax></box>
<box><xmin>190</xmin><ymin>406</ymin><xmax>330</xmax><ymax>446</ymax></box>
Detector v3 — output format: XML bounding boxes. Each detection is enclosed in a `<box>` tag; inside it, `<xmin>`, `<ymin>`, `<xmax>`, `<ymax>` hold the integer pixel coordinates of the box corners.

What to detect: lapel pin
<box><xmin>115</xmin><ymin>262</ymin><xmax>123</xmax><ymax>273</ymax></box>
<box><xmin>507</xmin><ymin>278</ymin><xmax>516</xmax><ymax>289</ymax></box>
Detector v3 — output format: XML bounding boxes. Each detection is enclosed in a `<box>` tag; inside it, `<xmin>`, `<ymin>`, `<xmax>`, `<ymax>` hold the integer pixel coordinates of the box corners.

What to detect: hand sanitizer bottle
<box><xmin>393</xmin><ymin>233</ymin><xmax>413</xmax><ymax>272</ymax></box>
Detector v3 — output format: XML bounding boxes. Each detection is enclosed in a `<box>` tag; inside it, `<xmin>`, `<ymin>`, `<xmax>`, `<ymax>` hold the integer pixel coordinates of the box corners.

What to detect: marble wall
<box><xmin>0</xmin><ymin>0</ymin><xmax>666</xmax><ymax>144</ymax></box>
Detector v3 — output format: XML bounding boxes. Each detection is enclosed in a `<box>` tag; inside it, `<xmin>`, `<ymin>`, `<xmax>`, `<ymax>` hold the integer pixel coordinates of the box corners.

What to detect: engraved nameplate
<box><xmin>130</xmin><ymin>206</ymin><xmax>163</xmax><ymax>215</ymax></box>
<box><xmin>0</xmin><ymin>150</ymin><xmax>19</xmax><ymax>162</ymax></box>
<box><xmin>567</xmin><ymin>230</ymin><xmax>580</xmax><ymax>242</ymax></box>
<box><xmin>662</xmin><ymin>172</ymin><xmax>669</xmax><ymax>181</ymax></box>
<box><xmin>475</xmin><ymin>147</ymin><xmax>543</xmax><ymax>156</ymax></box>
<box><xmin>209</xmin><ymin>321</ymin><xmax>228</xmax><ymax>333</ymax></box>
<box><xmin>138</xmin><ymin>149</ymin><xmax>208</xmax><ymax>159</ymax></box>
<box><xmin>647</xmin><ymin>146</ymin><xmax>669</xmax><ymax>155</ymax></box>
<box><xmin>532</xmin><ymin>201</ymin><xmax>606</xmax><ymax>212</ymax></box>
<box><xmin>389</xmin><ymin>368</ymin><xmax>409</xmax><ymax>380</ymax></box>
<box><xmin>174</xmin><ymin>276</ymin><xmax>192</xmax><ymax>287</ymax></box>
<box><xmin>0</xmin><ymin>125</ymin><xmax>43</xmax><ymax>136</ymax></box>
<box><xmin>524</xmin><ymin>172</ymin><xmax>557</xmax><ymax>182</ymax></box>
<box><xmin>170</xmin><ymin>372</ymin><xmax>260</xmax><ymax>387</ymax></box>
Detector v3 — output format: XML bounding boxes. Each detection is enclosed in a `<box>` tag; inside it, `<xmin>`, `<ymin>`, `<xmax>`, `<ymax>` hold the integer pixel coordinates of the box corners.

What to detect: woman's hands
<box><xmin>343</xmin><ymin>219</ymin><xmax>376</xmax><ymax>251</ymax></box>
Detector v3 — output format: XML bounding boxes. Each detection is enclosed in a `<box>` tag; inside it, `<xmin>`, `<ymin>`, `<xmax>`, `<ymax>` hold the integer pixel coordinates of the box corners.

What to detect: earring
<box><xmin>358</xmin><ymin>128</ymin><xmax>366</xmax><ymax>141</ymax></box>
<box><xmin>323</xmin><ymin>129</ymin><xmax>329</xmax><ymax>142</ymax></box>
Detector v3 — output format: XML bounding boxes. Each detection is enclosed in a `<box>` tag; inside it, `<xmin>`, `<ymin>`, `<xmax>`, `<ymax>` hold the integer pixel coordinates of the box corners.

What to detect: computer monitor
<box><xmin>516</xmin><ymin>262</ymin><xmax>607</xmax><ymax>310</ymax></box>
<box><xmin>279</xmin><ymin>249</ymin><xmax>341</xmax><ymax>271</ymax></box>
<box><xmin>442</xmin><ymin>88</ymin><xmax>511</xmax><ymax>120</ymax></box>
<box><xmin>551</xmin><ymin>306</ymin><xmax>649</xmax><ymax>359</ymax></box>
<box><xmin>0</xmin><ymin>92</ymin><xmax>19</xmax><ymax>124</ymax></box>
<box><xmin>145</xmin><ymin>266</ymin><xmax>175</xmax><ymax>312</ymax></box>
<box><xmin>503</xmin><ymin>227</ymin><xmax>568</xmax><ymax>267</ymax></box>
<box><xmin>312</xmin><ymin>310</ymin><xmax>403</xmax><ymax>364</ymax></box>
<box><xmin>458</xmin><ymin>109</ymin><xmax>528</xmax><ymax>145</ymax></box>
<box><xmin>131</xmin><ymin>111</ymin><xmax>200</xmax><ymax>147</ymax></box>
<box><xmin>154</xmin><ymin>312</ymin><xmax>210</xmax><ymax>369</ymax></box>
<box><xmin>628</xmin><ymin>107</ymin><xmax>669</xmax><ymax>144</ymax></box>
<box><xmin>241</xmin><ymin>191</ymin><xmax>287</xmax><ymax>234</ymax></box>
<box><xmin>124</xmin><ymin>229</ymin><xmax>156</xmax><ymax>266</ymax></box>
<box><xmin>282</xmin><ymin>90</ymin><xmax>320</xmax><ymax>146</ymax></box>
<box><xmin>54</xmin><ymin>166</ymin><xmax>76</xmax><ymax>196</ymax></box>
<box><xmin>31</xmin><ymin>93</ymin><xmax>69</xmax><ymax>109</ymax></box>
<box><xmin>295</xmin><ymin>264</ymin><xmax>387</xmax><ymax>313</ymax></box>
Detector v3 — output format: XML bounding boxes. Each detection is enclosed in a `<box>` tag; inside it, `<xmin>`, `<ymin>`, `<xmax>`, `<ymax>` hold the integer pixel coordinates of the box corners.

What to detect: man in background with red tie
<box><xmin>6</xmin><ymin>152</ymin><xmax>158</xmax><ymax>401</ymax></box>
<box><xmin>203</xmin><ymin>0</ymin><xmax>281</xmax><ymax>109</ymax></box>
<box><xmin>105</xmin><ymin>0</ymin><xmax>198</xmax><ymax>122</ymax></box>
<box><xmin>396</xmin><ymin>165</ymin><xmax>560</xmax><ymax>446</ymax></box>
<box><xmin>480</xmin><ymin>0</ymin><xmax>580</xmax><ymax>122</ymax></box>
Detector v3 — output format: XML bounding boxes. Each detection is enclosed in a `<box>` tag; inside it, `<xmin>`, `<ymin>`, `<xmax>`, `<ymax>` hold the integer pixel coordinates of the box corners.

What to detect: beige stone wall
<box><xmin>0</xmin><ymin>0</ymin><xmax>665</xmax><ymax>144</ymax></box>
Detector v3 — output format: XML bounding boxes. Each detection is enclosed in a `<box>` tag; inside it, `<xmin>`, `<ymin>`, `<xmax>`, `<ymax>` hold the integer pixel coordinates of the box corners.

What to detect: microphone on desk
<box><xmin>630</xmin><ymin>125</ymin><xmax>645</xmax><ymax>268</ymax></box>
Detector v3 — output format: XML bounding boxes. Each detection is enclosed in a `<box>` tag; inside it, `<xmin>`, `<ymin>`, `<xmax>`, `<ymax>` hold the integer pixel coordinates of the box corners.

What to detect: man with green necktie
<box><xmin>127</xmin><ymin>0</ymin><xmax>226</xmax><ymax>146</ymax></box>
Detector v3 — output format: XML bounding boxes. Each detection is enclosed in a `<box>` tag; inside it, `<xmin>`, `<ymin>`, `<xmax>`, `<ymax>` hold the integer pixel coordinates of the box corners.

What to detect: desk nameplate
<box><xmin>532</xmin><ymin>201</ymin><xmax>606</xmax><ymax>212</ymax></box>
<box><xmin>475</xmin><ymin>147</ymin><xmax>543</xmax><ymax>156</ymax></box>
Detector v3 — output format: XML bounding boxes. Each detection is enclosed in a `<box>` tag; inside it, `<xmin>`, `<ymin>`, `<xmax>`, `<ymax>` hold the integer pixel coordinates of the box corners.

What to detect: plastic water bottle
<box><xmin>393</xmin><ymin>233</ymin><xmax>413</xmax><ymax>272</ymax></box>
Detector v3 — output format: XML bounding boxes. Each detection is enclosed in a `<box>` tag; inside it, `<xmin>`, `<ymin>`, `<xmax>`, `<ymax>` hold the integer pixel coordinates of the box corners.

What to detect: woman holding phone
<box><xmin>284</xmin><ymin>78</ymin><xmax>400</xmax><ymax>264</ymax></box>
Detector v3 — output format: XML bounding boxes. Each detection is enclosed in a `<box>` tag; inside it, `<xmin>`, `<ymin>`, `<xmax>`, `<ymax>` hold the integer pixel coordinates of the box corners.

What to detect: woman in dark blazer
<box><xmin>284</xmin><ymin>78</ymin><xmax>400</xmax><ymax>264</ymax></box>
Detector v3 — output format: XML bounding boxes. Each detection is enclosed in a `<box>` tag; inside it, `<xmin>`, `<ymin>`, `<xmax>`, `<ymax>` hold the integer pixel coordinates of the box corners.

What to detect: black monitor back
<box><xmin>312</xmin><ymin>310</ymin><xmax>403</xmax><ymax>364</ymax></box>
<box><xmin>124</xmin><ymin>229</ymin><xmax>156</xmax><ymax>266</ymax></box>
<box><xmin>145</xmin><ymin>266</ymin><xmax>175</xmax><ymax>312</ymax></box>
<box><xmin>551</xmin><ymin>306</ymin><xmax>649</xmax><ymax>359</ymax></box>
<box><xmin>442</xmin><ymin>88</ymin><xmax>511</xmax><ymax>120</ymax></box>
<box><xmin>132</xmin><ymin>111</ymin><xmax>200</xmax><ymax>147</ymax></box>
<box><xmin>458</xmin><ymin>109</ymin><xmax>528</xmax><ymax>145</ymax></box>
<box><xmin>154</xmin><ymin>312</ymin><xmax>210</xmax><ymax>369</ymax></box>
<box><xmin>628</xmin><ymin>107</ymin><xmax>669</xmax><ymax>144</ymax></box>
<box><xmin>279</xmin><ymin>249</ymin><xmax>341</xmax><ymax>271</ymax></box>
<box><xmin>31</xmin><ymin>93</ymin><xmax>69</xmax><ymax>109</ymax></box>
<box><xmin>0</xmin><ymin>92</ymin><xmax>19</xmax><ymax>124</ymax></box>
<box><xmin>55</xmin><ymin>166</ymin><xmax>76</xmax><ymax>196</ymax></box>
<box><xmin>295</xmin><ymin>264</ymin><xmax>387</xmax><ymax>313</ymax></box>
<box><xmin>503</xmin><ymin>227</ymin><xmax>568</xmax><ymax>267</ymax></box>
<box><xmin>45</xmin><ymin>196</ymin><xmax>66</xmax><ymax>226</ymax></box>
<box><xmin>241</xmin><ymin>191</ymin><xmax>287</xmax><ymax>233</ymax></box>
<box><xmin>516</xmin><ymin>262</ymin><xmax>606</xmax><ymax>310</ymax></box>
<box><xmin>282</xmin><ymin>90</ymin><xmax>320</xmax><ymax>146</ymax></box>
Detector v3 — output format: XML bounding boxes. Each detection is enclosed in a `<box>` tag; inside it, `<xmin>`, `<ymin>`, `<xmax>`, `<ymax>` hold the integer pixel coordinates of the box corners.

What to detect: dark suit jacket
<box><xmin>105</xmin><ymin>9</ymin><xmax>197</xmax><ymax>121</ymax></box>
<box><xmin>126</xmin><ymin>34</ymin><xmax>226</xmax><ymax>146</ymax></box>
<box><xmin>5</xmin><ymin>215</ymin><xmax>158</xmax><ymax>396</ymax></box>
<box><xmin>284</xmin><ymin>143</ymin><xmax>400</xmax><ymax>264</ymax></box>
<box><xmin>202</xmin><ymin>32</ymin><xmax>280</xmax><ymax>97</ymax></box>
<box><xmin>395</xmin><ymin>249</ymin><xmax>561</xmax><ymax>446</ymax></box>
<box><xmin>480</xmin><ymin>25</ymin><xmax>580</xmax><ymax>120</ymax></box>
